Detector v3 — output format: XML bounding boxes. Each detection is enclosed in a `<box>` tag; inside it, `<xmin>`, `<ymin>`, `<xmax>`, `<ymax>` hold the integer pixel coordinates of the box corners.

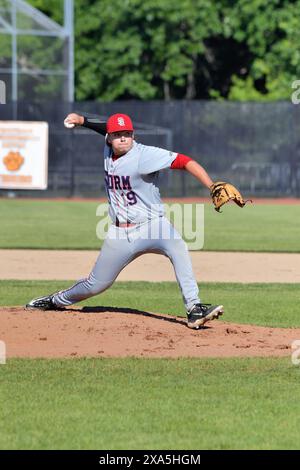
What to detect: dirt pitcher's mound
<box><xmin>0</xmin><ymin>307</ymin><xmax>298</xmax><ymax>358</ymax></box>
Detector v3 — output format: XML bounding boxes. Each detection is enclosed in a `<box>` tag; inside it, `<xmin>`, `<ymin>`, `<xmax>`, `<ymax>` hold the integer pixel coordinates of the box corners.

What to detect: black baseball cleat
<box><xmin>26</xmin><ymin>294</ymin><xmax>59</xmax><ymax>311</ymax></box>
<box><xmin>186</xmin><ymin>303</ymin><xmax>224</xmax><ymax>329</ymax></box>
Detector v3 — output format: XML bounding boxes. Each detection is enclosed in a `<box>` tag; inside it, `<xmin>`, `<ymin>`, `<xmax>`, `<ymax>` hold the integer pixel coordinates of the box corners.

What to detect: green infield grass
<box><xmin>0</xmin><ymin>199</ymin><xmax>299</xmax><ymax>251</ymax></box>
<box><xmin>1</xmin><ymin>280</ymin><xmax>300</xmax><ymax>328</ymax></box>
<box><xmin>1</xmin><ymin>357</ymin><xmax>300</xmax><ymax>449</ymax></box>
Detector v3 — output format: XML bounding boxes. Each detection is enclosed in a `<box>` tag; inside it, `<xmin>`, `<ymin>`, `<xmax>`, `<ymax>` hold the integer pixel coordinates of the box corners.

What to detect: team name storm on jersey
<box><xmin>104</xmin><ymin>171</ymin><xmax>132</xmax><ymax>191</ymax></box>
<box><xmin>104</xmin><ymin>171</ymin><xmax>137</xmax><ymax>205</ymax></box>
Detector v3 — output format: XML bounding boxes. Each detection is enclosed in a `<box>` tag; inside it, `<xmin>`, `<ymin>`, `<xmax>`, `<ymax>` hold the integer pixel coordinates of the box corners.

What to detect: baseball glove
<box><xmin>210</xmin><ymin>181</ymin><xmax>251</xmax><ymax>212</ymax></box>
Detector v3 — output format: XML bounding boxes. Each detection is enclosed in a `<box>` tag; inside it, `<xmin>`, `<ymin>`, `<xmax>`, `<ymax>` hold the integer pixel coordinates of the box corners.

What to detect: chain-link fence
<box><xmin>0</xmin><ymin>0</ymin><xmax>73</xmax><ymax>102</ymax></box>
<box><xmin>0</xmin><ymin>100</ymin><xmax>300</xmax><ymax>197</ymax></box>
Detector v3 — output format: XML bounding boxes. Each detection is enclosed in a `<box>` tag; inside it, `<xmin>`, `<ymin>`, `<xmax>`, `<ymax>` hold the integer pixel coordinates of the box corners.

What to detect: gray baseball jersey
<box><xmin>104</xmin><ymin>141</ymin><xmax>177</xmax><ymax>224</ymax></box>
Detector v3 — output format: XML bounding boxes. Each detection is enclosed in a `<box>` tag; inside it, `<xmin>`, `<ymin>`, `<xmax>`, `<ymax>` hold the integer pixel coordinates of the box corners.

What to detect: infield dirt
<box><xmin>1</xmin><ymin>249</ymin><xmax>298</xmax><ymax>359</ymax></box>
<box><xmin>0</xmin><ymin>306</ymin><xmax>297</xmax><ymax>359</ymax></box>
<box><xmin>1</xmin><ymin>250</ymin><xmax>300</xmax><ymax>282</ymax></box>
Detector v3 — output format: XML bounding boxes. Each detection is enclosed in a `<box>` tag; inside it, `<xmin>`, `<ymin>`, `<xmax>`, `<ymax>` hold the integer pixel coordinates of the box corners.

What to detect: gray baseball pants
<box><xmin>53</xmin><ymin>217</ymin><xmax>200</xmax><ymax>310</ymax></box>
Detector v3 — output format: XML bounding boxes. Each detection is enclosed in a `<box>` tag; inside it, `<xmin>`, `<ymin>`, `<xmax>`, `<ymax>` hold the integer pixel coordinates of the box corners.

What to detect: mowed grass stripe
<box><xmin>0</xmin><ymin>199</ymin><xmax>299</xmax><ymax>252</ymax></box>
<box><xmin>1</xmin><ymin>280</ymin><xmax>300</xmax><ymax>328</ymax></box>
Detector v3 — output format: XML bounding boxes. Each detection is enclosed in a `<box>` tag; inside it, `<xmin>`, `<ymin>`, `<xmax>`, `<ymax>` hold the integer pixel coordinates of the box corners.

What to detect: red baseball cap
<box><xmin>106</xmin><ymin>113</ymin><xmax>134</xmax><ymax>133</ymax></box>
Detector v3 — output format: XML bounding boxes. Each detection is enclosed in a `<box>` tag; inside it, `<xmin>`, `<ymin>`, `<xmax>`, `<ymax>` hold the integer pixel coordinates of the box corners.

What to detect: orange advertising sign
<box><xmin>0</xmin><ymin>121</ymin><xmax>48</xmax><ymax>190</ymax></box>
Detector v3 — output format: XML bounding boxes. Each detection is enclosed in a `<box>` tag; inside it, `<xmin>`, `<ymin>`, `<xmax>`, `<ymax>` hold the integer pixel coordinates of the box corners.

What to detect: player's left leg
<box><xmin>141</xmin><ymin>217</ymin><xmax>224</xmax><ymax>329</ymax></box>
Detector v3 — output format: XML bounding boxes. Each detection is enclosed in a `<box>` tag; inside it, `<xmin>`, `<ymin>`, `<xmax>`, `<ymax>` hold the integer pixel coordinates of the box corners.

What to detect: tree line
<box><xmin>25</xmin><ymin>0</ymin><xmax>300</xmax><ymax>101</ymax></box>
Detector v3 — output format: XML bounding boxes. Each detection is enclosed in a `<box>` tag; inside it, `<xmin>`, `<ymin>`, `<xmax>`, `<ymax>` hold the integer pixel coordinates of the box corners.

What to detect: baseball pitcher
<box><xmin>26</xmin><ymin>113</ymin><xmax>246</xmax><ymax>328</ymax></box>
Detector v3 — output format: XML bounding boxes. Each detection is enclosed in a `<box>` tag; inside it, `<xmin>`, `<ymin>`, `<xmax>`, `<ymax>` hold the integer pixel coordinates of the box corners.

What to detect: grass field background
<box><xmin>1</xmin><ymin>357</ymin><xmax>300</xmax><ymax>450</ymax></box>
<box><xmin>0</xmin><ymin>199</ymin><xmax>299</xmax><ymax>252</ymax></box>
<box><xmin>1</xmin><ymin>198</ymin><xmax>300</xmax><ymax>449</ymax></box>
<box><xmin>1</xmin><ymin>280</ymin><xmax>300</xmax><ymax>328</ymax></box>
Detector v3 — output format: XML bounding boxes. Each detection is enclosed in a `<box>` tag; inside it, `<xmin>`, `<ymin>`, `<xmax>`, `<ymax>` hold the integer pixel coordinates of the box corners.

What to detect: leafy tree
<box><xmin>23</xmin><ymin>0</ymin><xmax>300</xmax><ymax>101</ymax></box>
<box><xmin>27</xmin><ymin>0</ymin><xmax>63</xmax><ymax>24</ymax></box>
<box><xmin>223</xmin><ymin>0</ymin><xmax>300</xmax><ymax>100</ymax></box>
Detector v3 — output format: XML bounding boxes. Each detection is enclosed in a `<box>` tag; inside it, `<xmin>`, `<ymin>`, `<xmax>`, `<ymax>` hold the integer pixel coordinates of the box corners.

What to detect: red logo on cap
<box><xmin>106</xmin><ymin>114</ymin><xmax>134</xmax><ymax>133</ymax></box>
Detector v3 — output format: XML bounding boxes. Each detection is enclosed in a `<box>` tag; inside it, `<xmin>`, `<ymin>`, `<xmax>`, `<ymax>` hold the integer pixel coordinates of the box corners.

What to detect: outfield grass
<box><xmin>1</xmin><ymin>357</ymin><xmax>300</xmax><ymax>449</ymax></box>
<box><xmin>0</xmin><ymin>199</ymin><xmax>299</xmax><ymax>251</ymax></box>
<box><xmin>1</xmin><ymin>201</ymin><xmax>299</xmax><ymax>451</ymax></box>
<box><xmin>1</xmin><ymin>280</ymin><xmax>300</xmax><ymax>328</ymax></box>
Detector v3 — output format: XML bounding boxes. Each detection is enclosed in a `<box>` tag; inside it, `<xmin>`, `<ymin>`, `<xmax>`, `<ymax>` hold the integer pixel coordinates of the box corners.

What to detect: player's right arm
<box><xmin>64</xmin><ymin>113</ymin><xmax>84</xmax><ymax>126</ymax></box>
<box><xmin>64</xmin><ymin>113</ymin><xmax>107</xmax><ymax>136</ymax></box>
